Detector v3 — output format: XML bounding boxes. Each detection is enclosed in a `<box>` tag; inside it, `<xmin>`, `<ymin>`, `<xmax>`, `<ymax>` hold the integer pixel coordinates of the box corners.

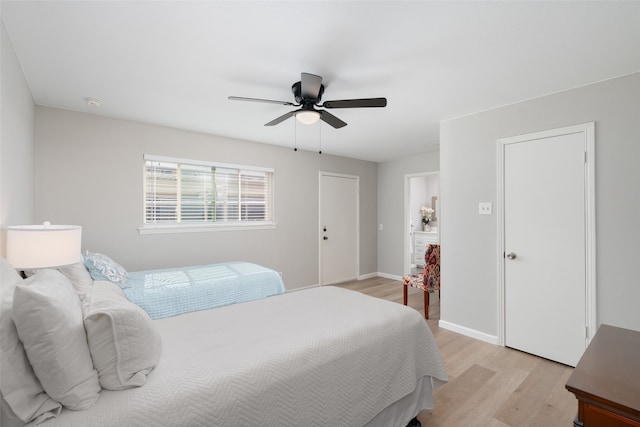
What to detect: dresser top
<box><xmin>414</xmin><ymin>230</ymin><xmax>437</xmax><ymax>235</ymax></box>
<box><xmin>565</xmin><ymin>324</ymin><xmax>640</xmax><ymax>419</ymax></box>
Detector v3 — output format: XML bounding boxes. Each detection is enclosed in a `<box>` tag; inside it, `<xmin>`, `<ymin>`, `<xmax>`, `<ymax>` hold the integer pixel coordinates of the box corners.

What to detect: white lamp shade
<box><xmin>295</xmin><ymin>110</ymin><xmax>320</xmax><ymax>125</ymax></box>
<box><xmin>6</xmin><ymin>224</ymin><xmax>82</xmax><ymax>269</ymax></box>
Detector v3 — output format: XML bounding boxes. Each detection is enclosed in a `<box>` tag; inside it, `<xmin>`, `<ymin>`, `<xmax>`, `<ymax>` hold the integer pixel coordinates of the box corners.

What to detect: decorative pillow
<box><xmin>25</xmin><ymin>261</ymin><xmax>94</xmax><ymax>301</ymax></box>
<box><xmin>0</xmin><ymin>257</ymin><xmax>61</xmax><ymax>424</ymax></box>
<box><xmin>84</xmin><ymin>281</ymin><xmax>161</xmax><ymax>390</ymax></box>
<box><xmin>12</xmin><ymin>269</ymin><xmax>101</xmax><ymax>410</ymax></box>
<box><xmin>84</xmin><ymin>251</ymin><xmax>129</xmax><ymax>288</ymax></box>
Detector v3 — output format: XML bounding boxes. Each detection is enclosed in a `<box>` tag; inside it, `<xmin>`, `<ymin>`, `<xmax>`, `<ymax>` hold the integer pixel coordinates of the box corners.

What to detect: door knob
<box><xmin>506</xmin><ymin>252</ymin><xmax>517</xmax><ymax>260</ymax></box>
<box><xmin>323</xmin><ymin>236</ymin><xmax>328</xmax><ymax>240</ymax></box>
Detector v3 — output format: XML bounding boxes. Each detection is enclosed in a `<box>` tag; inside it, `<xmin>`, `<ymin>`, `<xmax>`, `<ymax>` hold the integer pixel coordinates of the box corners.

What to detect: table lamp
<box><xmin>6</xmin><ymin>222</ymin><xmax>82</xmax><ymax>277</ymax></box>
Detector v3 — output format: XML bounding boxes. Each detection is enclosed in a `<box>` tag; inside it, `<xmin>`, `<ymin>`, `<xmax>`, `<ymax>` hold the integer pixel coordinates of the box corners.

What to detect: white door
<box><xmin>501</xmin><ymin>124</ymin><xmax>594</xmax><ymax>367</ymax></box>
<box><xmin>320</xmin><ymin>173</ymin><xmax>358</xmax><ymax>285</ymax></box>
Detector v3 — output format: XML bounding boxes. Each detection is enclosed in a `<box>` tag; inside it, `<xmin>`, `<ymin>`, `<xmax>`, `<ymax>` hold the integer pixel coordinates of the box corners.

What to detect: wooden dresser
<box><xmin>565</xmin><ymin>324</ymin><xmax>640</xmax><ymax>426</ymax></box>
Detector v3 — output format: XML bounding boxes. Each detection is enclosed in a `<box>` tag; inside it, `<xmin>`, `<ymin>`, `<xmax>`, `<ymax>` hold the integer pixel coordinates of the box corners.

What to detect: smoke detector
<box><xmin>85</xmin><ymin>98</ymin><xmax>102</xmax><ymax>107</ymax></box>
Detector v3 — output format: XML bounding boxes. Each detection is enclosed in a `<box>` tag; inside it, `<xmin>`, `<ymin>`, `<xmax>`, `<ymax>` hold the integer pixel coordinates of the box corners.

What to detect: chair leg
<box><xmin>403</xmin><ymin>284</ymin><xmax>408</xmax><ymax>305</ymax></box>
<box><xmin>424</xmin><ymin>291</ymin><xmax>429</xmax><ymax>319</ymax></box>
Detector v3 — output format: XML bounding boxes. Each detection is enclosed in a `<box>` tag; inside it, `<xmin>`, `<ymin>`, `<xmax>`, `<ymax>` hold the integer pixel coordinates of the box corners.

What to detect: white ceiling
<box><xmin>2</xmin><ymin>1</ymin><xmax>640</xmax><ymax>162</ymax></box>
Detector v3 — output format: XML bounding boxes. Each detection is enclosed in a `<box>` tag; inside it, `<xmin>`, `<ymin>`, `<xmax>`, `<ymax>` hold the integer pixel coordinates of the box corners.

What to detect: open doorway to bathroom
<box><xmin>404</xmin><ymin>172</ymin><xmax>439</xmax><ymax>276</ymax></box>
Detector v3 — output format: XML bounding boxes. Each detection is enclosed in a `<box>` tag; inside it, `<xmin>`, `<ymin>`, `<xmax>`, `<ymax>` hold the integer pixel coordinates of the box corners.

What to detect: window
<box><xmin>142</xmin><ymin>155</ymin><xmax>274</xmax><ymax>233</ymax></box>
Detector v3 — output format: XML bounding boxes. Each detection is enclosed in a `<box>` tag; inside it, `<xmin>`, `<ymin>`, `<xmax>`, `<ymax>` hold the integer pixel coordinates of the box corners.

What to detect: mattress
<box><xmin>25</xmin><ymin>286</ymin><xmax>447</xmax><ymax>427</ymax></box>
<box><xmin>123</xmin><ymin>261</ymin><xmax>285</xmax><ymax>319</ymax></box>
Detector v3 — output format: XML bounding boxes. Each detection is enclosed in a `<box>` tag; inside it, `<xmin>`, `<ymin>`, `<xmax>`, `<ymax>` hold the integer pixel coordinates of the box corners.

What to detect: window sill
<box><xmin>138</xmin><ymin>222</ymin><xmax>277</xmax><ymax>235</ymax></box>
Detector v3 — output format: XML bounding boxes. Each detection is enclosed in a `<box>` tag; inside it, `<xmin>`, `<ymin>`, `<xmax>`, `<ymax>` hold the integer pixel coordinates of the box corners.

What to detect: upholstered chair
<box><xmin>402</xmin><ymin>243</ymin><xmax>440</xmax><ymax>319</ymax></box>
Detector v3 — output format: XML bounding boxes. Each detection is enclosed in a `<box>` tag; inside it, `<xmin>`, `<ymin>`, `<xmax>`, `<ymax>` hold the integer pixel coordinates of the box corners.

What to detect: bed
<box><xmin>1</xmin><ymin>257</ymin><xmax>448</xmax><ymax>427</ymax></box>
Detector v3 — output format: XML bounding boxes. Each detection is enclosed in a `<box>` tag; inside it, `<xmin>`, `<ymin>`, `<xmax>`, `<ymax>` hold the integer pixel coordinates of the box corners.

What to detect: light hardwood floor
<box><xmin>336</xmin><ymin>276</ymin><xmax>578</xmax><ymax>427</ymax></box>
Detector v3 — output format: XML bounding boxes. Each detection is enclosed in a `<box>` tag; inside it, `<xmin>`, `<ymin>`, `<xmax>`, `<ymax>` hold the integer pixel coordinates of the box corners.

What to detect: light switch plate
<box><xmin>479</xmin><ymin>202</ymin><xmax>492</xmax><ymax>215</ymax></box>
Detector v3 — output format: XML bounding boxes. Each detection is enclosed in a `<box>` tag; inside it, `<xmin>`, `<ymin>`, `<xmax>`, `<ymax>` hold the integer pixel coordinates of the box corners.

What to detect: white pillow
<box><xmin>13</xmin><ymin>269</ymin><xmax>101</xmax><ymax>410</ymax></box>
<box><xmin>25</xmin><ymin>261</ymin><xmax>93</xmax><ymax>301</ymax></box>
<box><xmin>58</xmin><ymin>262</ymin><xmax>94</xmax><ymax>300</ymax></box>
<box><xmin>0</xmin><ymin>257</ymin><xmax>61</xmax><ymax>424</ymax></box>
<box><xmin>84</xmin><ymin>281</ymin><xmax>161</xmax><ymax>390</ymax></box>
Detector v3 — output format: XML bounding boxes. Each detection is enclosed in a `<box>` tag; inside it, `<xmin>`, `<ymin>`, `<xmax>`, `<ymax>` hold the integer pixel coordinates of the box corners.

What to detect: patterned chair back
<box><xmin>423</xmin><ymin>244</ymin><xmax>440</xmax><ymax>292</ymax></box>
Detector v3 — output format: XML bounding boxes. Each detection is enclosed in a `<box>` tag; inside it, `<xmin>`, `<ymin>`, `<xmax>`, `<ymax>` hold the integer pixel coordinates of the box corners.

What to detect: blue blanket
<box><xmin>123</xmin><ymin>262</ymin><xmax>285</xmax><ymax>319</ymax></box>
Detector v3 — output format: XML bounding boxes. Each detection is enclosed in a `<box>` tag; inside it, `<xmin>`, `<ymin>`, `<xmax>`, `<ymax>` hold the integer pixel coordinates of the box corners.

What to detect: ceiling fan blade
<box><xmin>228</xmin><ymin>96</ymin><xmax>296</xmax><ymax>106</ymax></box>
<box><xmin>322</xmin><ymin>97</ymin><xmax>387</xmax><ymax>108</ymax></box>
<box><xmin>319</xmin><ymin>110</ymin><xmax>347</xmax><ymax>129</ymax></box>
<box><xmin>301</xmin><ymin>73</ymin><xmax>323</xmax><ymax>100</ymax></box>
<box><xmin>264</xmin><ymin>110</ymin><xmax>297</xmax><ymax>126</ymax></box>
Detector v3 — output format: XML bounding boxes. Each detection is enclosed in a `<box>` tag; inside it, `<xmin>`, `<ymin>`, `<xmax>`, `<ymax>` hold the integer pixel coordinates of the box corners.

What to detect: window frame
<box><xmin>139</xmin><ymin>154</ymin><xmax>276</xmax><ymax>235</ymax></box>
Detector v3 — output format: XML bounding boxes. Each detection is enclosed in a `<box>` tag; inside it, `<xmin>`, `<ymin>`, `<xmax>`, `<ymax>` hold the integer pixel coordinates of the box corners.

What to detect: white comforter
<box><xmin>30</xmin><ymin>286</ymin><xmax>447</xmax><ymax>427</ymax></box>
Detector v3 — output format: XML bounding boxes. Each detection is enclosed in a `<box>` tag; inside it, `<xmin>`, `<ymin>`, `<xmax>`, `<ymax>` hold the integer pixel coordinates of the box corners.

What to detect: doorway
<box><xmin>404</xmin><ymin>172</ymin><xmax>439</xmax><ymax>276</ymax></box>
<box><xmin>319</xmin><ymin>172</ymin><xmax>359</xmax><ymax>285</ymax></box>
<box><xmin>497</xmin><ymin>123</ymin><xmax>596</xmax><ymax>367</ymax></box>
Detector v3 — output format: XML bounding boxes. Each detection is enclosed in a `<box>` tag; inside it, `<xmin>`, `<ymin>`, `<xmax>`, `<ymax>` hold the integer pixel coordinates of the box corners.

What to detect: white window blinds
<box><xmin>144</xmin><ymin>155</ymin><xmax>273</xmax><ymax>225</ymax></box>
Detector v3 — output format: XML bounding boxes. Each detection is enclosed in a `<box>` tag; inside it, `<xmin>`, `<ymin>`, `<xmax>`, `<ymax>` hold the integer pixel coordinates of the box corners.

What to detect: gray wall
<box><xmin>34</xmin><ymin>107</ymin><xmax>378</xmax><ymax>290</ymax></box>
<box><xmin>440</xmin><ymin>72</ymin><xmax>640</xmax><ymax>337</ymax></box>
<box><xmin>1</xmin><ymin>19</ymin><xmax>35</xmax><ymax>256</ymax></box>
<box><xmin>377</xmin><ymin>151</ymin><xmax>440</xmax><ymax>277</ymax></box>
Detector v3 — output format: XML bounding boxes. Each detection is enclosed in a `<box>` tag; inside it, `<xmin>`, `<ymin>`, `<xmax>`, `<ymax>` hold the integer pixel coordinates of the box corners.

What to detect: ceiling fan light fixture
<box><xmin>296</xmin><ymin>110</ymin><xmax>320</xmax><ymax>125</ymax></box>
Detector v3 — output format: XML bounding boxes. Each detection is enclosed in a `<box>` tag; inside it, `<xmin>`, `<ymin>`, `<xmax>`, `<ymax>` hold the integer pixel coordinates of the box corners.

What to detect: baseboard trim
<box><xmin>377</xmin><ymin>272</ymin><xmax>403</xmax><ymax>281</ymax></box>
<box><xmin>438</xmin><ymin>320</ymin><xmax>499</xmax><ymax>345</ymax></box>
<box><xmin>287</xmin><ymin>272</ymin><xmax>403</xmax><ymax>291</ymax></box>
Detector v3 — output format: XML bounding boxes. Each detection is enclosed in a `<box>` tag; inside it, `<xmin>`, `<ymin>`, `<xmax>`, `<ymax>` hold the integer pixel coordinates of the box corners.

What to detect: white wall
<box><xmin>34</xmin><ymin>107</ymin><xmax>378</xmax><ymax>290</ymax></box>
<box><xmin>440</xmin><ymin>72</ymin><xmax>640</xmax><ymax>336</ymax></box>
<box><xmin>0</xmin><ymin>19</ymin><xmax>35</xmax><ymax>256</ymax></box>
<box><xmin>377</xmin><ymin>151</ymin><xmax>439</xmax><ymax>277</ymax></box>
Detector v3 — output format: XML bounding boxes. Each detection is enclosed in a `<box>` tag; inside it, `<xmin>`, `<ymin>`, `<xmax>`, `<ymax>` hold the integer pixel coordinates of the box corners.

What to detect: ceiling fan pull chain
<box><xmin>318</xmin><ymin>120</ymin><xmax>322</xmax><ymax>154</ymax></box>
<box><xmin>293</xmin><ymin>118</ymin><xmax>298</xmax><ymax>152</ymax></box>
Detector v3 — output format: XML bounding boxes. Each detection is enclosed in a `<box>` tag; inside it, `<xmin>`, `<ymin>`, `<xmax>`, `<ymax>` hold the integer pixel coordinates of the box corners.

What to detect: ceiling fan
<box><xmin>228</xmin><ymin>72</ymin><xmax>387</xmax><ymax>129</ymax></box>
